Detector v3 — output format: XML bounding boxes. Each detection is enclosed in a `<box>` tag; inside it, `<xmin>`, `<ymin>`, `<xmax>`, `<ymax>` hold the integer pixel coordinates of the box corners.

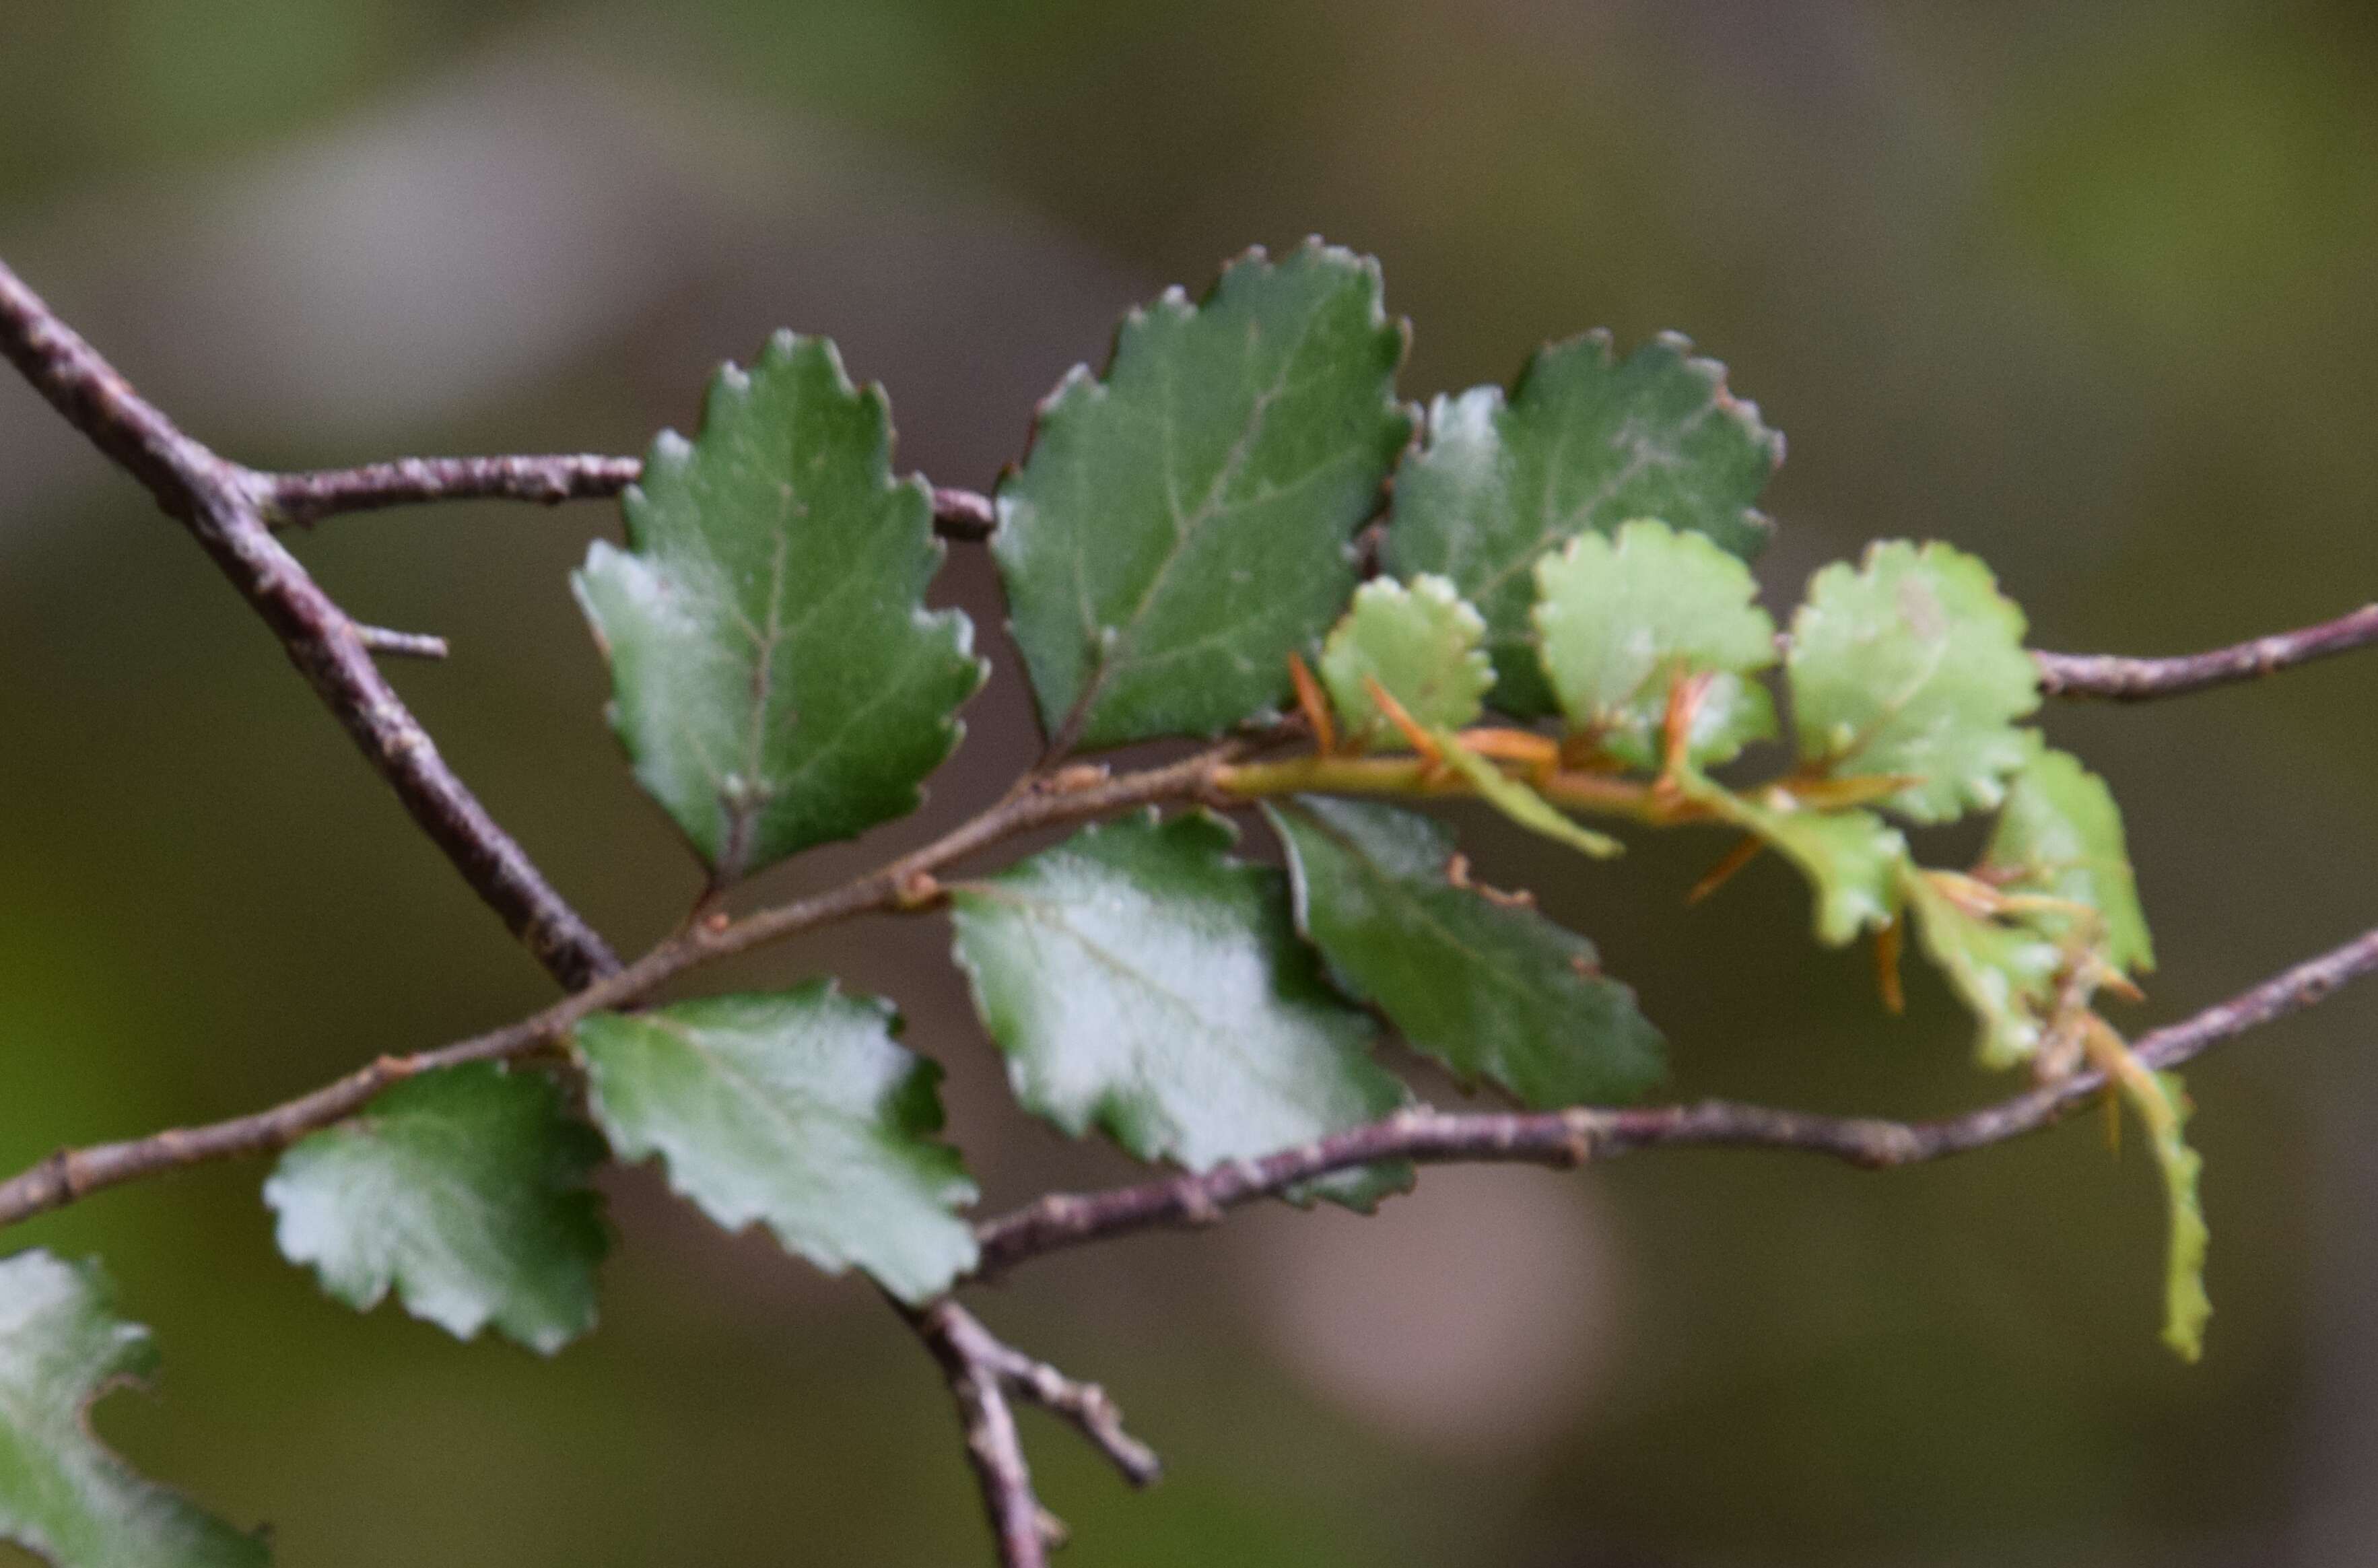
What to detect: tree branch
<box><xmin>0</xmin><ymin>257</ymin><xmax>617</xmax><ymax>989</ymax></box>
<box><xmin>265</xmin><ymin>454</ymin><xmax>998</xmax><ymax>541</ymax></box>
<box><xmin>257</xmin><ymin>451</ymin><xmax>2378</xmax><ymax>702</ymax></box>
<box><xmin>0</xmin><ymin>747</ymin><xmax>1241</xmax><ymax>1231</ymax></box>
<box><xmin>908</xmin><ymin>1300</ymin><xmax>1061</xmax><ymax>1568</ymax></box>
<box><xmin>2033</xmin><ymin>604</ymin><xmax>2378</xmax><ymax>700</ymax></box>
<box><xmin>970</xmin><ymin>918</ymin><xmax>2378</xmax><ymax>1276</ymax></box>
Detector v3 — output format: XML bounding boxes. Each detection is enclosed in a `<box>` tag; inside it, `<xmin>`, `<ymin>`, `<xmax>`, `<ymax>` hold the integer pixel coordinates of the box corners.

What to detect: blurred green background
<box><xmin>3</xmin><ymin>1</ymin><xmax>2375</xmax><ymax>1563</ymax></box>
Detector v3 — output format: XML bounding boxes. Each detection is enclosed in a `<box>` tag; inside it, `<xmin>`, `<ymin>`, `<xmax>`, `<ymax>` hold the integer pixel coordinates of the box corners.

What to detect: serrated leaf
<box><xmin>1318</xmin><ymin>576</ymin><xmax>1492</xmax><ymax>748</ymax></box>
<box><xmin>1384</xmin><ymin>331</ymin><xmax>1782</xmax><ymax>716</ymax></box>
<box><xmin>574</xmin><ymin>985</ymin><xmax>978</xmax><ymax>1305</ymax></box>
<box><xmin>1532</xmin><ymin>518</ymin><xmax>1779</xmax><ymax>768</ymax></box>
<box><xmin>2119</xmin><ymin>1066</ymin><xmax>2212</xmax><ymax>1362</ymax></box>
<box><xmin>1267</xmin><ymin>796</ymin><xmax>1663</xmax><ymax>1107</ymax></box>
<box><xmin>1434</xmin><ymin>732</ymin><xmax>1624</xmax><ymax>859</ymax></box>
<box><xmin>1786</xmin><ymin>541</ymin><xmax>2039</xmax><ymax>824</ymax></box>
<box><xmin>949</xmin><ymin>811</ymin><xmax>1409</xmax><ymax>1205</ymax></box>
<box><xmin>1691</xmin><ymin>782</ymin><xmax>1907</xmax><ymax>946</ymax></box>
<box><xmin>576</xmin><ymin>333</ymin><xmax>983</xmax><ymax>881</ymax></box>
<box><xmin>0</xmin><ymin>1252</ymin><xmax>267</xmax><ymax>1568</ymax></box>
<box><xmin>1900</xmin><ymin>869</ymin><xmax>2064</xmax><ymax>1068</ymax></box>
<box><xmin>263</xmin><ymin>1064</ymin><xmax>607</xmax><ymax>1355</ymax></box>
<box><xmin>2096</xmin><ymin>1042</ymin><xmax>2212</xmax><ymax>1361</ymax></box>
<box><xmin>1983</xmin><ymin>748</ymin><xmax>2154</xmax><ymax>976</ymax></box>
<box><xmin>993</xmin><ymin>241</ymin><xmax>1413</xmax><ymax>749</ymax></box>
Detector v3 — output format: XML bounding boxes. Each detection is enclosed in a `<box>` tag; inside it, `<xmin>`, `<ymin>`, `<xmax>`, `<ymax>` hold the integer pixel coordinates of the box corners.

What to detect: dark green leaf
<box><xmin>574</xmin><ymin>984</ymin><xmax>978</xmax><ymax>1305</ymax></box>
<box><xmin>993</xmin><ymin>241</ymin><xmax>1413</xmax><ymax>749</ymax></box>
<box><xmin>1384</xmin><ymin>331</ymin><xmax>1782</xmax><ymax>714</ymax></box>
<box><xmin>0</xmin><ymin>1252</ymin><xmax>267</xmax><ymax>1568</ymax></box>
<box><xmin>1267</xmin><ymin>796</ymin><xmax>1663</xmax><ymax>1107</ymax></box>
<box><xmin>576</xmin><ymin>333</ymin><xmax>983</xmax><ymax>881</ymax></box>
<box><xmin>1786</xmin><ymin>541</ymin><xmax>2039</xmax><ymax>824</ymax></box>
<box><xmin>1317</xmin><ymin>576</ymin><xmax>1492</xmax><ymax>747</ymax></box>
<box><xmin>949</xmin><ymin>811</ymin><xmax>1408</xmax><ymax>1204</ymax></box>
<box><xmin>1532</xmin><ymin>518</ymin><xmax>1778</xmax><ymax>769</ymax></box>
<box><xmin>263</xmin><ymin>1064</ymin><xmax>607</xmax><ymax>1355</ymax></box>
<box><xmin>1983</xmin><ymin>747</ymin><xmax>2154</xmax><ymax>976</ymax></box>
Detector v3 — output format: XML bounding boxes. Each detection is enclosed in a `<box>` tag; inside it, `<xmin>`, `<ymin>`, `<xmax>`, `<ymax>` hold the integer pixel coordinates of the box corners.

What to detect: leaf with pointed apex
<box><xmin>949</xmin><ymin>811</ymin><xmax>1409</xmax><ymax>1206</ymax></box>
<box><xmin>576</xmin><ymin>333</ymin><xmax>983</xmax><ymax>883</ymax></box>
<box><xmin>1532</xmin><ymin>519</ymin><xmax>1779</xmax><ymax>769</ymax></box>
<box><xmin>1318</xmin><ymin>576</ymin><xmax>1492</xmax><ymax>749</ymax></box>
<box><xmin>575</xmin><ymin>985</ymin><xmax>978</xmax><ymax>1304</ymax></box>
<box><xmin>263</xmin><ymin>1064</ymin><xmax>607</xmax><ymax>1355</ymax></box>
<box><xmin>1693</xmin><ymin>782</ymin><xmax>1907</xmax><ymax>946</ymax></box>
<box><xmin>1435</xmin><ymin>733</ymin><xmax>1624</xmax><ymax>859</ymax></box>
<box><xmin>1384</xmin><ymin>331</ymin><xmax>1782</xmax><ymax>716</ymax></box>
<box><xmin>2116</xmin><ymin>1064</ymin><xmax>2211</xmax><ymax>1362</ymax></box>
<box><xmin>1267</xmin><ymin>796</ymin><xmax>1663</xmax><ymax>1107</ymax></box>
<box><xmin>1900</xmin><ymin>869</ymin><xmax>2064</xmax><ymax>1068</ymax></box>
<box><xmin>1786</xmin><ymin>541</ymin><xmax>2039</xmax><ymax>824</ymax></box>
<box><xmin>993</xmin><ymin>242</ymin><xmax>1413</xmax><ymax>750</ymax></box>
<box><xmin>1984</xmin><ymin>747</ymin><xmax>2154</xmax><ymax>977</ymax></box>
<box><xmin>0</xmin><ymin>1252</ymin><xmax>267</xmax><ymax>1568</ymax></box>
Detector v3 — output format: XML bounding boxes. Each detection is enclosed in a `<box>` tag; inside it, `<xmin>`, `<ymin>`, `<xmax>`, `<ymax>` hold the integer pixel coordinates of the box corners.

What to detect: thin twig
<box><xmin>260</xmin><ymin>452</ymin><xmax>2377</xmax><ymax>704</ymax></box>
<box><xmin>0</xmin><ymin>746</ymin><xmax>1241</xmax><ymax>1231</ymax></box>
<box><xmin>2034</xmin><ymin>605</ymin><xmax>2378</xmax><ymax>700</ymax></box>
<box><xmin>0</xmin><ymin>257</ymin><xmax>617</xmax><ymax>989</ymax></box>
<box><xmin>265</xmin><ymin>454</ymin><xmax>998</xmax><ymax>541</ymax></box>
<box><xmin>354</xmin><ymin>625</ymin><xmax>450</xmax><ymax>660</ymax></box>
<box><xmin>967</xmin><ymin>1329</ymin><xmax>1163</xmax><ymax>1487</ymax></box>
<box><xmin>970</xmin><ymin>919</ymin><xmax>2378</xmax><ymax>1276</ymax></box>
<box><xmin>909</xmin><ymin>1300</ymin><xmax>1058</xmax><ymax>1568</ymax></box>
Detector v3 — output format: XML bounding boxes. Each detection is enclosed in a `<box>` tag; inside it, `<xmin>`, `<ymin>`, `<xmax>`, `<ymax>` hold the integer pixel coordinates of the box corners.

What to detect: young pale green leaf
<box><xmin>2120</xmin><ymin>1066</ymin><xmax>2212</xmax><ymax>1362</ymax></box>
<box><xmin>1266</xmin><ymin>797</ymin><xmax>1664</xmax><ymax>1107</ymax></box>
<box><xmin>994</xmin><ymin>242</ymin><xmax>1412</xmax><ymax>751</ymax></box>
<box><xmin>0</xmin><ymin>1252</ymin><xmax>267</xmax><ymax>1568</ymax></box>
<box><xmin>1983</xmin><ymin>747</ymin><xmax>2154</xmax><ymax>976</ymax></box>
<box><xmin>1317</xmin><ymin>576</ymin><xmax>1492</xmax><ymax>748</ymax></box>
<box><xmin>263</xmin><ymin>1064</ymin><xmax>607</xmax><ymax>1355</ymax></box>
<box><xmin>576</xmin><ymin>333</ymin><xmax>983</xmax><ymax>883</ymax></box>
<box><xmin>574</xmin><ymin>984</ymin><xmax>978</xmax><ymax>1305</ymax></box>
<box><xmin>949</xmin><ymin>811</ymin><xmax>1409</xmax><ymax>1205</ymax></box>
<box><xmin>1899</xmin><ymin>869</ymin><xmax>2064</xmax><ymax>1069</ymax></box>
<box><xmin>1693</xmin><ymin>782</ymin><xmax>1907</xmax><ymax>946</ymax></box>
<box><xmin>1786</xmin><ymin>541</ymin><xmax>2039</xmax><ymax>824</ymax></box>
<box><xmin>1384</xmin><ymin>331</ymin><xmax>1782</xmax><ymax>716</ymax></box>
<box><xmin>1532</xmin><ymin>519</ymin><xmax>1779</xmax><ymax>768</ymax></box>
<box><xmin>1434</xmin><ymin>734</ymin><xmax>1624</xmax><ymax>859</ymax></box>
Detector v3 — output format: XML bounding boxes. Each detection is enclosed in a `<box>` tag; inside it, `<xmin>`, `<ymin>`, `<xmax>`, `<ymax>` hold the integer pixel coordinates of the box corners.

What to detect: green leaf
<box><xmin>2115</xmin><ymin>1066</ymin><xmax>2212</xmax><ymax>1362</ymax></box>
<box><xmin>1532</xmin><ymin>518</ymin><xmax>1779</xmax><ymax>768</ymax></box>
<box><xmin>993</xmin><ymin>241</ymin><xmax>1413</xmax><ymax>749</ymax></box>
<box><xmin>1317</xmin><ymin>576</ymin><xmax>1492</xmax><ymax>748</ymax></box>
<box><xmin>1266</xmin><ymin>796</ymin><xmax>1663</xmax><ymax>1107</ymax></box>
<box><xmin>576</xmin><ymin>333</ymin><xmax>983</xmax><ymax>882</ymax></box>
<box><xmin>1384</xmin><ymin>331</ymin><xmax>1782</xmax><ymax>715</ymax></box>
<box><xmin>574</xmin><ymin>985</ymin><xmax>978</xmax><ymax>1304</ymax></box>
<box><xmin>1899</xmin><ymin>869</ymin><xmax>2064</xmax><ymax>1069</ymax></box>
<box><xmin>949</xmin><ymin>811</ymin><xmax>1409</xmax><ymax>1204</ymax></box>
<box><xmin>1433</xmin><ymin>733</ymin><xmax>1624</xmax><ymax>859</ymax></box>
<box><xmin>0</xmin><ymin>1252</ymin><xmax>267</xmax><ymax>1568</ymax></box>
<box><xmin>1983</xmin><ymin>747</ymin><xmax>2154</xmax><ymax>976</ymax></box>
<box><xmin>1691</xmin><ymin>782</ymin><xmax>1907</xmax><ymax>946</ymax></box>
<box><xmin>1786</xmin><ymin>541</ymin><xmax>2039</xmax><ymax>824</ymax></box>
<box><xmin>263</xmin><ymin>1064</ymin><xmax>607</xmax><ymax>1355</ymax></box>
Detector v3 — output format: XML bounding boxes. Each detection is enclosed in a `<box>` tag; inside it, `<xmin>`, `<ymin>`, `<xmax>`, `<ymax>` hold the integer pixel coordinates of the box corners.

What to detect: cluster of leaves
<box><xmin>0</xmin><ymin>241</ymin><xmax>2188</xmax><ymax>1565</ymax></box>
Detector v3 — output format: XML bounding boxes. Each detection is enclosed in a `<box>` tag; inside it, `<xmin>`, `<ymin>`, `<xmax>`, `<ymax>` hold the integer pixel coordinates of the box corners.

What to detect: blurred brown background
<box><xmin>3</xmin><ymin>2</ymin><xmax>2376</xmax><ymax>1563</ymax></box>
